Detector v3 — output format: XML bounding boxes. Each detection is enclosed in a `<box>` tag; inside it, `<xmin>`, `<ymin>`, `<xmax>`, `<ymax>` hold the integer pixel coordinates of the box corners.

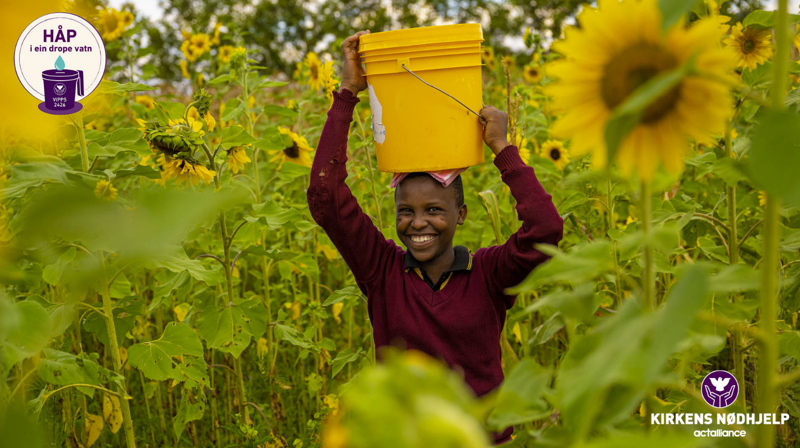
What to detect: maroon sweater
<box><xmin>307</xmin><ymin>89</ymin><xmax>563</xmax><ymax>441</ymax></box>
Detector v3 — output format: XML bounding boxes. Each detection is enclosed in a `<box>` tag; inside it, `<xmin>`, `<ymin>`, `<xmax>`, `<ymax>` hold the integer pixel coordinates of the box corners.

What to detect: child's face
<box><xmin>395</xmin><ymin>176</ymin><xmax>467</xmax><ymax>263</ymax></box>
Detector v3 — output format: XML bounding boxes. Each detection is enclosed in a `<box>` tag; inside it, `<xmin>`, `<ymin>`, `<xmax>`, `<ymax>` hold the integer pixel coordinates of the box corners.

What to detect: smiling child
<box><xmin>307</xmin><ymin>30</ymin><xmax>563</xmax><ymax>443</ymax></box>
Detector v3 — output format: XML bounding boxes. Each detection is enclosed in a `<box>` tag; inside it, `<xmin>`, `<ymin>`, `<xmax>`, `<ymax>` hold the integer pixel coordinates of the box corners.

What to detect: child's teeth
<box><xmin>412</xmin><ymin>235</ymin><xmax>433</xmax><ymax>243</ymax></box>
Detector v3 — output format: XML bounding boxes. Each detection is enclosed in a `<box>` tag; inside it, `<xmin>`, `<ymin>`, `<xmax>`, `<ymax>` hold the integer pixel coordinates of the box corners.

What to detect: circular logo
<box><xmin>13</xmin><ymin>13</ymin><xmax>106</xmax><ymax>114</ymax></box>
<box><xmin>701</xmin><ymin>370</ymin><xmax>739</xmax><ymax>408</ymax></box>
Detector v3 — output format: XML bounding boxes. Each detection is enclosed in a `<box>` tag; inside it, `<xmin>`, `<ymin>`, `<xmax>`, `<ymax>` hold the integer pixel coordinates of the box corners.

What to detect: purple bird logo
<box><xmin>701</xmin><ymin>371</ymin><xmax>739</xmax><ymax>408</ymax></box>
<box><xmin>54</xmin><ymin>83</ymin><xmax>67</xmax><ymax>96</ymax></box>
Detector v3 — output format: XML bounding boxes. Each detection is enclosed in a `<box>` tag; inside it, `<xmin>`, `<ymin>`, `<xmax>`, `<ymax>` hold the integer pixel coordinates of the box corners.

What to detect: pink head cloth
<box><xmin>390</xmin><ymin>168</ymin><xmax>467</xmax><ymax>189</ymax></box>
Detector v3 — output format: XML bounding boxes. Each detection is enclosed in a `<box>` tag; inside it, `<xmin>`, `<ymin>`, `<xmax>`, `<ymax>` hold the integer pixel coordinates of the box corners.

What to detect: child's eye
<box><xmin>398</xmin><ymin>208</ymin><xmax>412</xmax><ymax>214</ymax></box>
<box><xmin>427</xmin><ymin>207</ymin><xmax>442</xmax><ymax>212</ymax></box>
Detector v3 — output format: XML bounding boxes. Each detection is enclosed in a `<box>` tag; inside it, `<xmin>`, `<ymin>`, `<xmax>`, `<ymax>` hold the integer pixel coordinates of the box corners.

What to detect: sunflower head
<box><xmin>134</xmin><ymin>95</ymin><xmax>155</xmax><ymax>110</ymax></box>
<box><xmin>179</xmin><ymin>59</ymin><xmax>190</xmax><ymax>79</ymax></box>
<box><xmin>523</xmin><ymin>65</ymin><xmax>543</xmax><ymax>83</ymax></box>
<box><xmin>540</xmin><ymin>140</ymin><xmax>570</xmax><ymax>170</ymax></box>
<box><xmin>271</xmin><ymin>127</ymin><xmax>313</xmax><ymax>168</ymax></box>
<box><xmin>189</xmin><ymin>33</ymin><xmax>211</xmax><ymax>56</ymax></box>
<box><xmin>98</xmin><ymin>8</ymin><xmax>125</xmax><ymax>41</ymax></box>
<box><xmin>94</xmin><ymin>180</ymin><xmax>118</xmax><ymax>201</ymax></box>
<box><xmin>162</xmin><ymin>155</ymin><xmax>215</xmax><ymax>186</ymax></box>
<box><xmin>138</xmin><ymin>118</ymin><xmax>205</xmax><ymax>156</ymax></box>
<box><xmin>482</xmin><ymin>47</ymin><xmax>497</xmax><ymax>71</ymax></box>
<box><xmin>227</xmin><ymin>146</ymin><xmax>252</xmax><ymax>174</ymax></box>
<box><xmin>724</xmin><ymin>23</ymin><xmax>773</xmax><ymax>70</ymax></box>
<box><xmin>301</xmin><ymin>52</ymin><xmax>325</xmax><ymax>90</ymax></box>
<box><xmin>229</xmin><ymin>47</ymin><xmax>248</xmax><ymax>71</ymax></box>
<box><xmin>547</xmin><ymin>0</ymin><xmax>736</xmax><ymax>180</ymax></box>
<box><xmin>218</xmin><ymin>45</ymin><xmax>235</xmax><ymax>63</ymax></box>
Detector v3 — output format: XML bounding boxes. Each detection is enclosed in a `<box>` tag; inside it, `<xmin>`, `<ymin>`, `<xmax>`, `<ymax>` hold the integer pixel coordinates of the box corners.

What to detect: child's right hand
<box><xmin>339</xmin><ymin>31</ymin><xmax>370</xmax><ymax>94</ymax></box>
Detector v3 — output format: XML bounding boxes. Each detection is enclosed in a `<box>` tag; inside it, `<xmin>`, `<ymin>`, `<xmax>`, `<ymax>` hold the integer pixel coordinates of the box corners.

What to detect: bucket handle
<box><xmin>400</xmin><ymin>64</ymin><xmax>485</xmax><ymax>121</ymax></box>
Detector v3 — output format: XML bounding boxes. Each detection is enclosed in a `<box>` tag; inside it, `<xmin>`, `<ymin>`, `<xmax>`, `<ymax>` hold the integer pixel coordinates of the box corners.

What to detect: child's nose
<box><xmin>411</xmin><ymin>214</ymin><xmax>428</xmax><ymax>229</ymax></box>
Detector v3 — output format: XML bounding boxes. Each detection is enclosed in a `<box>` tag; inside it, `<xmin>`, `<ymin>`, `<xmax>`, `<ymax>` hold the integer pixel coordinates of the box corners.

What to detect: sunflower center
<box><xmin>310</xmin><ymin>64</ymin><xmax>319</xmax><ymax>79</ymax></box>
<box><xmin>284</xmin><ymin>142</ymin><xmax>300</xmax><ymax>158</ymax></box>
<box><xmin>550</xmin><ymin>148</ymin><xmax>561</xmax><ymax>161</ymax></box>
<box><xmin>743</xmin><ymin>38</ymin><xmax>756</xmax><ymax>53</ymax></box>
<box><xmin>601</xmin><ymin>42</ymin><xmax>681</xmax><ymax>124</ymax></box>
<box><xmin>104</xmin><ymin>15</ymin><xmax>118</xmax><ymax>31</ymax></box>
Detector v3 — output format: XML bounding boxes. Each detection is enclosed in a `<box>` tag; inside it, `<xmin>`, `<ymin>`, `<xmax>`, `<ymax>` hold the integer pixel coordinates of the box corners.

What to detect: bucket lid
<box><xmin>359</xmin><ymin>24</ymin><xmax>483</xmax><ymax>53</ymax></box>
<box><xmin>42</xmin><ymin>69</ymin><xmax>81</xmax><ymax>81</ymax></box>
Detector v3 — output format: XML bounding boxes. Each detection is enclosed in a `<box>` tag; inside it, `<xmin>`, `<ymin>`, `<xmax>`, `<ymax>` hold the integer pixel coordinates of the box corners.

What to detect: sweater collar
<box><xmin>404</xmin><ymin>245</ymin><xmax>472</xmax><ymax>273</ymax></box>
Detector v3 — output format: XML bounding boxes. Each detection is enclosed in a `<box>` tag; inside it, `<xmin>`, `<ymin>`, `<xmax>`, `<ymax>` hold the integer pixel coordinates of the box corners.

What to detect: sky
<box><xmin>112</xmin><ymin>0</ymin><xmax>800</xmax><ymax>20</ymax></box>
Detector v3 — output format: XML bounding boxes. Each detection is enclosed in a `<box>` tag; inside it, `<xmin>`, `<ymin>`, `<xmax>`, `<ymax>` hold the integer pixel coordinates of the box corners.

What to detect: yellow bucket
<box><xmin>359</xmin><ymin>24</ymin><xmax>484</xmax><ymax>173</ymax></box>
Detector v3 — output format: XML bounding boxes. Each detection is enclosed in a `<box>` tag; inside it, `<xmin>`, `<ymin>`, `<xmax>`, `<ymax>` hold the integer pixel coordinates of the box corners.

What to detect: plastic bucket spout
<box><xmin>360</xmin><ymin>24</ymin><xmax>484</xmax><ymax>173</ymax></box>
<box><xmin>42</xmin><ymin>69</ymin><xmax>83</xmax><ymax>111</ymax></box>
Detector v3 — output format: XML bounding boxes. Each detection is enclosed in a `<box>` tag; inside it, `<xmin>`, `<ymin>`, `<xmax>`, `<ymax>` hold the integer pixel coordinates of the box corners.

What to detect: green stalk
<box><xmin>98</xmin><ymin>252</ymin><xmax>137</xmax><ymax>448</ymax></box>
<box><xmin>607</xmin><ymin>178</ymin><xmax>622</xmax><ymax>304</ymax></box>
<box><xmin>756</xmin><ymin>1</ymin><xmax>788</xmax><ymax>445</ymax></box>
<box><xmin>72</xmin><ymin>114</ymin><xmax>89</xmax><ymax>172</ymax></box>
<box><xmin>724</xmin><ymin>119</ymin><xmax>746</xmax><ymax>407</ymax></box>
<box><xmin>353</xmin><ymin>109</ymin><xmax>384</xmax><ymax>230</ymax></box>
<box><xmin>641</xmin><ymin>181</ymin><xmax>654</xmax><ymax>311</ymax></box>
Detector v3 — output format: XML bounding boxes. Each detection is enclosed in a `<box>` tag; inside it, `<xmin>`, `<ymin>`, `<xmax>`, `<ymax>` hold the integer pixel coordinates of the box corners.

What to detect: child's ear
<box><xmin>457</xmin><ymin>204</ymin><xmax>468</xmax><ymax>225</ymax></box>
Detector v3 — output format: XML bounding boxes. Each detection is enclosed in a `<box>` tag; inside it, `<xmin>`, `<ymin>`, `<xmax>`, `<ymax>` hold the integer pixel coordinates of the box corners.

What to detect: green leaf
<box><xmin>220</xmin><ymin>126</ymin><xmax>258</xmax><ymax>149</ymax></box>
<box><xmin>156</xmin><ymin>101</ymin><xmax>186</xmax><ymax>121</ymax></box>
<box><xmin>8</xmin><ymin>156</ymin><xmax>75</xmax><ymax>186</ymax></box>
<box><xmin>747</xmin><ymin>110</ymin><xmax>800</xmax><ymax>199</ymax></box>
<box><xmin>274</xmin><ymin>323</ymin><xmax>318</xmax><ymax>352</ymax></box>
<box><xmin>196</xmin><ymin>298</ymin><xmax>267</xmax><ymax>358</ymax></box>
<box><xmin>262</xmin><ymin>105</ymin><xmax>298</xmax><ymax>118</ymax></box>
<box><xmin>257</xmin><ymin>80</ymin><xmax>289</xmax><ymax>89</ymax></box>
<box><xmin>87</xmin><ymin>129</ymin><xmax>151</xmax><ymax>157</ymax></box>
<box><xmin>84</xmin><ymin>296</ymin><xmax>144</xmax><ymax>348</ymax></box>
<box><xmin>742</xmin><ymin>61</ymin><xmax>772</xmax><ymax>89</ymax></box>
<box><xmin>509</xmin><ymin>284</ymin><xmax>597</xmax><ymax>323</ymax></box>
<box><xmin>487</xmin><ymin>359</ymin><xmax>551</xmax><ymax>429</ymax></box>
<box><xmin>711</xmin><ymin>157</ymin><xmax>747</xmax><ymax>187</ymax></box>
<box><xmin>742</xmin><ymin>10</ymin><xmax>800</xmax><ymax>28</ymax></box>
<box><xmin>38</xmin><ymin>349</ymin><xmax>122</xmax><ymax>398</ymax></box>
<box><xmin>99</xmin><ymin>80</ymin><xmax>155</xmax><ymax>95</ymax></box>
<box><xmin>42</xmin><ymin>247</ymin><xmax>76</xmax><ymax>285</ymax></box>
<box><xmin>114</xmin><ymin>165</ymin><xmax>161</xmax><ymax>180</ymax></box>
<box><xmin>0</xmin><ymin>299</ymin><xmax>51</xmax><ymax>376</ymax></box>
<box><xmin>174</xmin><ymin>390</ymin><xmax>206</xmax><ymax>440</ymax></box>
<box><xmin>208</xmin><ymin>74</ymin><xmax>235</xmax><ymax>85</ymax></box>
<box><xmin>128</xmin><ymin>322</ymin><xmax>209</xmax><ymax>389</ymax></box>
<box><xmin>779</xmin><ymin>332</ymin><xmax>800</xmax><ymax>363</ymax></box>
<box><xmin>478</xmin><ymin>190</ymin><xmax>503</xmax><ymax>244</ymax></box>
<box><xmin>507</xmin><ymin>241</ymin><xmax>615</xmax><ymax>293</ymax></box>
<box><xmin>659</xmin><ymin>0</ymin><xmax>701</xmax><ymax>30</ymax></box>
<box><xmin>221</xmin><ymin>98</ymin><xmax>244</xmax><ymax>121</ymax></box>
<box><xmin>145</xmin><ymin>247</ymin><xmax>224</xmax><ymax>286</ymax></box>
<box><xmin>708</xmin><ymin>264</ymin><xmax>760</xmax><ymax>293</ymax></box>
<box><xmin>331</xmin><ymin>348</ymin><xmax>362</xmax><ymax>378</ymax></box>
<box><xmin>322</xmin><ymin>286</ymin><xmax>364</xmax><ymax>306</ymax></box>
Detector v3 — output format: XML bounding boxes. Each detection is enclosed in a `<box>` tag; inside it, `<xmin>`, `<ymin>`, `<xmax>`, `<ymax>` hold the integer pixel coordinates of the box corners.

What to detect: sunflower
<box><xmin>134</xmin><ymin>95</ymin><xmax>155</xmax><ymax>110</ymax></box>
<box><xmin>271</xmin><ymin>127</ymin><xmax>313</xmax><ymax>168</ymax></box>
<box><xmin>180</xmin><ymin>60</ymin><xmax>190</xmax><ymax>79</ymax></box>
<box><xmin>758</xmin><ymin>190</ymin><xmax>767</xmax><ymax>207</ymax></box>
<box><xmin>227</xmin><ymin>146</ymin><xmax>252</xmax><ymax>173</ymax></box>
<box><xmin>322</xmin><ymin>61</ymin><xmax>339</xmax><ymax>104</ymax></box>
<box><xmin>482</xmin><ymin>47</ymin><xmax>497</xmax><ymax>71</ymax></box>
<box><xmin>724</xmin><ymin>23</ymin><xmax>773</xmax><ymax>70</ymax></box>
<box><xmin>94</xmin><ymin>180</ymin><xmax>118</xmax><ymax>201</ymax></box>
<box><xmin>180</xmin><ymin>41</ymin><xmax>197</xmax><ymax>62</ymax></box>
<box><xmin>204</xmin><ymin>113</ymin><xmax>216</xmax><ymax>132</ymax></box>
<box><xmin>794</xmin><ymin>31</ymin><xmax>800</xmax><ymax>54</ymax></box>
<box><xmin>98</xmin><ymin>8</ymin><xmax>126</xmax><ymax>41</ymax></box>
<box><xmin>301</xmin><ymin>52</ymin><xmax>324</xmax><ymax>90</ymax></box>
<box><xmin>523</xmin><ymin>65</ymin><xmax>543</xmax><ymax>83</ymax></box>
<box><xmin>218</xmin><ymin>45</ymin><xmax>235</xmax><ymax>63</ymax></box>
<box><xmin>162</xmin><ymin>156</ymin><xmax>215</xmax><ymax>185</ymax></box>
<box><xmin>189</xmin><ymin>33</ymin><xmax>212</xmax><ymax>58</ymax></box>
<box><xmin>546</xmin><ymin>0</ymin><xmax>736</xmax><ymax>181</ymax></box>
<box><xmin>540</xmin><ymin>140</ymin><xmax>570</xmax><ymax>170</ymax></box>
<box><xmin>119</xmin><ymin>10</ymin><xmax>134</xmax><ymax>29</ymax></box>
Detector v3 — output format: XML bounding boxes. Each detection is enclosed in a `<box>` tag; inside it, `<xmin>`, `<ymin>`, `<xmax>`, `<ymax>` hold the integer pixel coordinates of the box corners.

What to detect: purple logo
<box><xmin>701</xmin><ymin>370</ymin><xmax>738</xmax><ymax>408</ymax></box>
<box><xmin>54</xmin><ymin>83</ymin><xmax>66</xmax><ymax>96</ymax></box>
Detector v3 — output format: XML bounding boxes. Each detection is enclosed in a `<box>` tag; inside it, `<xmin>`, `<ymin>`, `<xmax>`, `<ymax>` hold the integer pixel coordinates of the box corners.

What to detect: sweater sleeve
<box><xmin>480</xmin><ymin>146</ymin><xmax>564</xmax><ymax>309</ymax></box>
<box><xmin>307</xmin><ymin>89</ymin><xmax>397</xmax><ymax>288</ymax></box>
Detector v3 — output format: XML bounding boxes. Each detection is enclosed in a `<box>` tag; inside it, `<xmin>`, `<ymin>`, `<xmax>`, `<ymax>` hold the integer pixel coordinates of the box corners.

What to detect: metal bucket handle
<box><xmin>77</xmin><ymin>70</ymin><xmax>84</xmax><ymax>97</ymax></box>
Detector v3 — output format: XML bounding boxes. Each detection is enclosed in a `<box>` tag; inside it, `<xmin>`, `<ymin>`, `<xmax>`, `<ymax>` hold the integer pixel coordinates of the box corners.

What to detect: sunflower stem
<box><xmin>640</xmin><ymin>181</ymin><xmax>654</xmax><ymax>311</ymax></box>
<box><xmin>756</xmin><ymin>0</ymin><xmax>789</xmax><ymax>445</ymax></box>
<box><xmin>98</xmin><ymin>252</ymin><xmax>137</xmax><ymax>448</ymax></box>
<box><xmin>724</xmin><ymin>118</ymin><xmax>746</xmax><ymax>408</ymax></box>
<box><xmin>72</xmin><ymin>113</ymin><xmax>90</xmax><ymax>172</ymax></box>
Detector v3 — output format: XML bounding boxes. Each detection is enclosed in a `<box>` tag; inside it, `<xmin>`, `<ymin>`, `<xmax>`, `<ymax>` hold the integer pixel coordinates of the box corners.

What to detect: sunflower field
<box><xmin>3</xmin><ymin>0</ymin><xmax>800</xmax><ymax>447</ymax></box>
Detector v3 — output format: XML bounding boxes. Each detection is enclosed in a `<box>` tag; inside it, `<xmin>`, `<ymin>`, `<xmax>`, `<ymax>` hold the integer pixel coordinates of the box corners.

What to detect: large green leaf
<box><xmin>128</xmin><ymin>322</ymin><xmax>208</xmax><ymax>389</ymax></box>
<box><xmin>322</xmin><ymin>285</ymin><xmax>365</xmax><ymax>306</ymax></box>
<box><xmin>38</xmin><ymin>349</ymin><xmax>123</xmax><ymax>398</ymax></box>
<box><xmin>144</xmin><ymin>247</ymin><xmax>223</xmax><ymax>286</ymax></box>
<box><xmin>174</xmin><ymin>389</ymin><xmax>206</xmax><ymax>440</ymax></box>
<box><xmin>331</xmin><ymin>348</ymin><xmax>362</xmax><ymax>378</ymax></box>
<box><xmin>509</xmin><ymin>284</ymin><xmax>597</xmax><ymax>323</ymax></box>
<box><xmin>487</xmin><ymin>358</ymin><xmax>551</xmax><ymax>429</ymax></box>
<box><xmin>742</xmin><ymin>10</ymin><xmax>800</xmax><ymax>28</ymax></box>
<box><xmin>658</xmin><ymin>0</ymin><xmax>701</xmax><ymax>30</ymax></box>
<box><xmin>99</xmin><ymin>80</ymin><xmax>154</xmax><ymax>95</ymax></box>
<box><xmin>0</xmin><ymin>299</ymin><xmax>51</xmax><ymax>377</ymax></box>
<box><xmin>747</xmin><ymin>110</ymin><xmax>800</xmax><ymax>199</ymax></box>
<box><xmin>274</xmin><ymin>323</ymin><xmax>317</xmax><ymax>351</ymax></box>
<box><xmin>220</xmin><ymin>126</ymin><xmax>258</xmax><ymax>149</ymax></box>
<box><xmin>196</xmin><ymin>298</ymin><xmax>268</xmax><ymax>358</ymax></box>
<box><xmin>507</xmin><ymin>241</ymin><xmax>615</xmax><ymax>293</ymax></box>
<box><xmin>87</xmin><ymin>128</ymin><xmax>151</xmax><ymax>158</ymax></box>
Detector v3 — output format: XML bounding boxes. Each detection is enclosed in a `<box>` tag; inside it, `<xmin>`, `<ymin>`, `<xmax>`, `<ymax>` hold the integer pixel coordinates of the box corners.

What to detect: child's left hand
<box><xmin>479</xmin><ymin>106</ymin><xmax>510</xmax><ymax>155</ymax></box>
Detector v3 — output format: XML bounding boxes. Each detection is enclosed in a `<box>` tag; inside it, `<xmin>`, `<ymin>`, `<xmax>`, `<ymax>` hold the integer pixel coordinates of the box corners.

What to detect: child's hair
<box><xmin>395</xmin><ymin>172</ymin><xmax>464</xmax><ymax>208</ymax></box>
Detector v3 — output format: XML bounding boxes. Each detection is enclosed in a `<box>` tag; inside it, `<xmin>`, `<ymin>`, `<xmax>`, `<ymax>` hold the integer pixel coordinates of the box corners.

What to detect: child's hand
<box><xmin>479</xmin><ymin>106</ymin><xmax>510</xmax><ymax>155</ymax></box>
<box><xmin>340</xmin><ymin>31</ymin><xmax>370</xmax><ymax>94</ymax></box>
